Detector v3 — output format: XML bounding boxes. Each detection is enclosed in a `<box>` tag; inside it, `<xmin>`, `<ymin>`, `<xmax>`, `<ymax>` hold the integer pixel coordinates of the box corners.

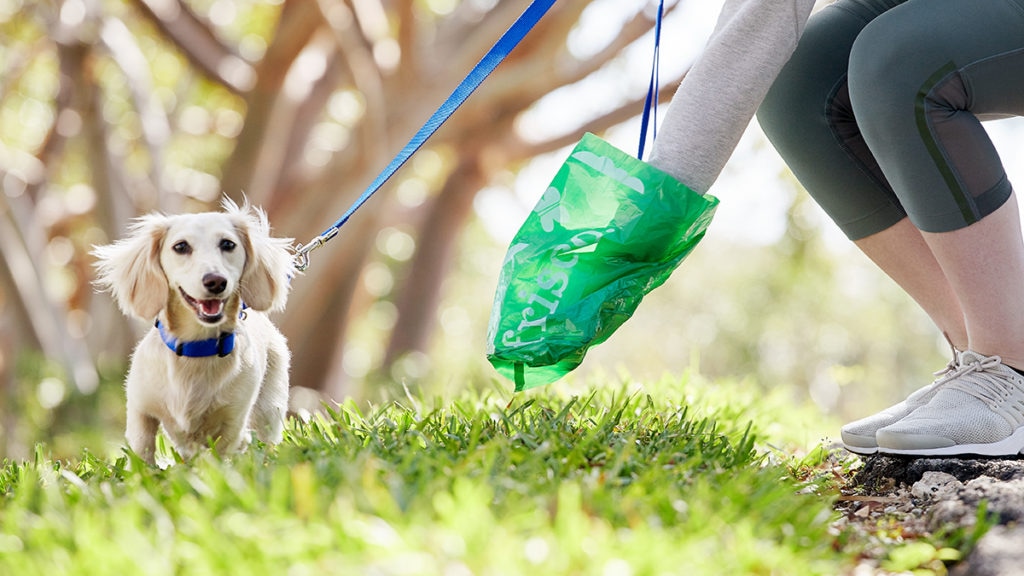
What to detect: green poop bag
<box><xmin>486</xmin><ymin>133</ymin><xmax>719</xmax><ymax>391</ymax></box>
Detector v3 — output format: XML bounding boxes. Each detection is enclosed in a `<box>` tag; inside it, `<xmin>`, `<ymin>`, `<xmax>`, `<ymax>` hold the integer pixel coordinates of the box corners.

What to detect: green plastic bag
<box><xmin>486</xmin><ymin>133</ymin><xmax>719</xmax><ymax>391</ymax></box>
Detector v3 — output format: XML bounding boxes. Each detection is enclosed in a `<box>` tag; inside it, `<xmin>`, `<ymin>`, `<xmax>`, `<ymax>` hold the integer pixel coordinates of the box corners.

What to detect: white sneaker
<box><xmin>876</xmin><ymin>351</ymin><xmax>1024</xmax><ymax>457</ymax></box>
<box><xmin>840</xmin><ymin>348</ymin><xmax>961</xmax><ymax>455</ymax></box>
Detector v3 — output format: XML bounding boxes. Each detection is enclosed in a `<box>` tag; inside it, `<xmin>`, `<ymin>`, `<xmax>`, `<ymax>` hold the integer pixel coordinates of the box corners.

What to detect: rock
<box><xmin>928</xmin><ymin>476</ymin><xmax>1024</xmax><ymax>529</ymax></box>
<box><xmin>910</xmin><ymin>471</ymin><xmax>962</xmax><ymax>501</ymax></box>
<box><xmin>950</xmin><ymin>525</ymin><xmax>1024</xmax><ymax>576</ymax></box>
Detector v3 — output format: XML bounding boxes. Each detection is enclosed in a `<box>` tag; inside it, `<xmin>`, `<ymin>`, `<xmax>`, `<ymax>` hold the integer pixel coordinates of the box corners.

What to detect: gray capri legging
<box><xmin>757</xmin><ymin>0</ymin><xmax>1024</xmax><ymax>240</ymax></box>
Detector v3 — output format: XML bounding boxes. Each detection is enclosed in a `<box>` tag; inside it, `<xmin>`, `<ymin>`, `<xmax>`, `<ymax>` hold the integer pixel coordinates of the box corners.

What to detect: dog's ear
<box><xmin>230</xmin><ymin>200</ymin><xmax>295</xmax><ymax>312</ymax></box>
<box><xmin>92</xmin><ymin>214</ymin><xmax>170</xmax><ymax>321</ymax></box>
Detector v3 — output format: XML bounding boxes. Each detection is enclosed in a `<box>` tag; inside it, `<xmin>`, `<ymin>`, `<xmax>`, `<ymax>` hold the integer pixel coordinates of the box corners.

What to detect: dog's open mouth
<box><xmin>179</xmin><ymin>288</ymin><xmax>226</xmax><ymax>324</ymax></box>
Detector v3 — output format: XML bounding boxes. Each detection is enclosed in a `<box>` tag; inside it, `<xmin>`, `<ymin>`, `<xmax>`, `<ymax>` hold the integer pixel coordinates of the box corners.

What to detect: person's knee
<box><xmin>847</xmin><ymin>16</ymin><xmax>947</xmax><ymax>123</ymax></box>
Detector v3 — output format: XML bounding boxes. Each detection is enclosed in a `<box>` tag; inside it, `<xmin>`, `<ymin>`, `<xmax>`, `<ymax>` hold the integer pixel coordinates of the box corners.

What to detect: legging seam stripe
<box><xmin>915</xmin><ymin>61</ymin><xmax>977</xmax><ymax>226</ymax></box>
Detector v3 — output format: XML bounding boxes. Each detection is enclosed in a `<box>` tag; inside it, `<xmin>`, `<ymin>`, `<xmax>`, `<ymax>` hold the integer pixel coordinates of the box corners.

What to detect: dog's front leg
<box><xmin>219</xmin><ymin>413</ymin><xmax>255</xmax><ymax>456</ymax></box>
<box><xmin>251</xmin><ymin>333</ymin><xmax>289</xmax><ymax>446</ymax></box>
<box><xmin>126</xmin><ymin>410</ymin><xmax>160</xmax><ymax>464</ymax></box>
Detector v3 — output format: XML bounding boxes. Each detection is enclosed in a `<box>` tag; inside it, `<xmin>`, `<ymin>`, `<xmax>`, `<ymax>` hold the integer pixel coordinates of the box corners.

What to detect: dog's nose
<box><xmin>203</xmin><ymin>273</ymin><xmax>227</xmax><ymax>295</ymax></box>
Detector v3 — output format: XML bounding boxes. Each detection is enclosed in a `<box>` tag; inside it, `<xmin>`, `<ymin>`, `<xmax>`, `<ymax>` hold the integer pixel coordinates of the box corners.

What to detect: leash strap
<box><xmin>637</xmin><ymin>0</ymin><xmax>664</xmax><ymax>160</ymax></box>
<box><xmin>295</xmin><ymin>0</ymin><xmax>557</xmax><ymax>271</ymax></box>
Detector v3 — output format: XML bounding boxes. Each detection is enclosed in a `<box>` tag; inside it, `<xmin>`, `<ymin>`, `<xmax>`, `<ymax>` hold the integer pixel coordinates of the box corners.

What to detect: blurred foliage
<box><xmin>3</xmin><ymin>353</ymin><xmax>125</xmax><ymax>461</ymax></box>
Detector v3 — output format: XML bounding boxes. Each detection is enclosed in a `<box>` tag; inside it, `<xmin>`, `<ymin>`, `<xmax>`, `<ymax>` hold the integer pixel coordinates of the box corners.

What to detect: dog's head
<box><xmin>93</xmin><ymin>198</ymin><xmax>295</xmax><ymax>325</ymax></box>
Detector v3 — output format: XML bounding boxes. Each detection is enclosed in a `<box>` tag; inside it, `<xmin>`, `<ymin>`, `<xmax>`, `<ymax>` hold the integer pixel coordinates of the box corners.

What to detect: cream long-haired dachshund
<box><xmin>93</xmin><ymin>199</ymin><xmax>295</xmax><ymax>464</ymax></box>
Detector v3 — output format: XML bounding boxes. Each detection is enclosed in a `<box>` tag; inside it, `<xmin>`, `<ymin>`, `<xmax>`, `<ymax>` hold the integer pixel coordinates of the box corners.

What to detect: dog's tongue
<box><xmin>200</xmin><ymin>299</ymin><xmax>224</xmax><ymax>317</ymax></box>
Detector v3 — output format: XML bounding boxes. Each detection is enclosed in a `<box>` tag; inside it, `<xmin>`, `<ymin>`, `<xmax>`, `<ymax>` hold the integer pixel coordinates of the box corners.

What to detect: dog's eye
<box><xmin>219</xmin><ymin>239</ymin><xmax>237</xmax><ymax>252</ymax></box>
<box><xmin>172</xmin><ymin>241</ymin><xmax>191</xmax><ymax>255</ymax></box>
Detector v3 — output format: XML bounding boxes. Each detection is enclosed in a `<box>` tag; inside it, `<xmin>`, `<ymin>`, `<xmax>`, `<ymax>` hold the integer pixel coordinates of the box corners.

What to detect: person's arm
<box><xmin>649</xmin><ymin>0</ymin><xmax>816</xmax><ymax>194</ymax></box>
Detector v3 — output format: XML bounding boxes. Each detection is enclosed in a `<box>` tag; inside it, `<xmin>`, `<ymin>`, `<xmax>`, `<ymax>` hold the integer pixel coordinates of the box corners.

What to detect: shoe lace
<box><xmin>931</xmin><ymin>332</ymin><xmax>962</xmax><ymax>379</ymax></box>
<box><xmin>932</xmin><ymin>355</ymin><xmax>959</xmax><ymax>379</ymax></box>
<box><xmin>945</xmin><ymin>353</ymin><xmax>1024</xmax><ymax>425</ymax></box>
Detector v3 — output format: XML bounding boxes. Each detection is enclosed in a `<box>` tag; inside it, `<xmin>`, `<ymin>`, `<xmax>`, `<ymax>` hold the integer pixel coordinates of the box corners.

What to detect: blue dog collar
<box><xmin>155</xmin><ymin>320</ymin><xmax>235</xmax><ymax>358</ymax></box>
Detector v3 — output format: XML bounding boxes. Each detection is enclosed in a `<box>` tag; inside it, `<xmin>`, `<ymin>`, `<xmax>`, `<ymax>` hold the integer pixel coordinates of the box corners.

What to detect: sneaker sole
<box><xmin>842</xmin><ymin>443</ymin><xmax>878</xmax><ymax>456</ymax></box>
<box><xmin>840</xmin><ymin>431</ymin><xmax>878</xmax><ymax>455</ymax></box>
<box><xmin>877</xmin><ymin>426</ymin><xmax>1024</xmax><ymax>457</ymax></box>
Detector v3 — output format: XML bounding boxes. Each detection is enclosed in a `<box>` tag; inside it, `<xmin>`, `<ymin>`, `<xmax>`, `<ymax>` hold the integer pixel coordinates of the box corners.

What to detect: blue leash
<box><xmin>295</xmin><ymin>0</ymin><xmax>558</xmax><ymax>271</ymax></box>
<box><xmin>637</xmin><ymin>0</ymin><xmax>664</xmax><ymax>160</ymax></box>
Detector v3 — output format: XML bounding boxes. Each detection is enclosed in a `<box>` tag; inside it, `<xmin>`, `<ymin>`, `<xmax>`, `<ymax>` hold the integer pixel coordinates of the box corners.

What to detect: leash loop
<box><xmin>637</xmin><ymin>0</ymin><xmax>664</xmax><ymax>160</ymax></box>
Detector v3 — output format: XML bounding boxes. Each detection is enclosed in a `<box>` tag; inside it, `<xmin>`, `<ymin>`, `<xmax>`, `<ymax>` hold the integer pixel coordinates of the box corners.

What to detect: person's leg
<box><xmin>848</xmin><ymin>0</ymin><xmax>1024</xmax><ymax>366</ymax></box>
<box><xmin>854</xmin><ymin>221</ymin><xmax>967</xmax><ymax>350</ymax></box>
<box><xmin>756</xmin><ymin>0</ymin><xmax>968</xmax><ymax>454</ymax></box>
<box><xmin>921</xmin><ymin>200</ymin><xmax>1024</xmax><ymax>367</ymax></box>
<box><xmin>757</xmin><ymin>0</ymin><xmax>970</xmax><ymax>346</ymax></box>
<box><xmin>649</xmin><ymin>0</ymin><xmax>816</xmax><ymax>193</ymax></box>
<box><xmin>847</xmin><ymin>0</ymin><xmax>1024</xmax><ymax>455</ymax></box>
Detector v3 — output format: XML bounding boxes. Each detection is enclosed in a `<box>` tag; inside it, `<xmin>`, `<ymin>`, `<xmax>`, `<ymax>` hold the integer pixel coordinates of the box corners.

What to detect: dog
<box><xmin>93</xmin><ymin>198</ymin><xmax>295</xmax><ymax>464</ymax></box>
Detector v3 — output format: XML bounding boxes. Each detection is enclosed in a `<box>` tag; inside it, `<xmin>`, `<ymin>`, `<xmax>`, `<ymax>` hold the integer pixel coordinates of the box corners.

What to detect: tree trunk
<box><xmin>383</xmin><ymin>154</ymin><xmax>486</xmax><ymax>372</ymax></box>
<box><xmin>220</xmin><ymin>0</ymin><xmax>324</xmax><ymax>204</ymax></box>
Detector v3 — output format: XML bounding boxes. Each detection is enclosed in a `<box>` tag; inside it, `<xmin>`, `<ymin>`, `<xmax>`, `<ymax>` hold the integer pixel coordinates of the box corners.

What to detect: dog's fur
<box><xmin>93</xmin><ymin>199</ymin><xmax>294</xmax><ymax>464</ymax></box>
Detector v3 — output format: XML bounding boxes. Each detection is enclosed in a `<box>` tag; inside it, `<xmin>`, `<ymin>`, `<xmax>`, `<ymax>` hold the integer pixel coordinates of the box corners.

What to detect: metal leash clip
<box><xmin>293</xmin><ymin>227</ymin><xmax>338</xmax><ymax>272</ymax></box>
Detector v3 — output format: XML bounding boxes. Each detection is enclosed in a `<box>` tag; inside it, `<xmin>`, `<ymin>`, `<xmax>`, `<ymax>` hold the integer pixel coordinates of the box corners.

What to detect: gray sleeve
<box><xmin>648</xmin><ymin>0</ymin><xmax>817</xmax><ymax>194</ymax></box>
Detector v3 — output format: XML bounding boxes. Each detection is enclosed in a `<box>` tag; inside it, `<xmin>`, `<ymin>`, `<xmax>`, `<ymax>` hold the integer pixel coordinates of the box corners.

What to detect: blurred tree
<box><xmin>0</xmin><ymin>0</ymin><xmax>683</xmax><ymax>409</ymax></box>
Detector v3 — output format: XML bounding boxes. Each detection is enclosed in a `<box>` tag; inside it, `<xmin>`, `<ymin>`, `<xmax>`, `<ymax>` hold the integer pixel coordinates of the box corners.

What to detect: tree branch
<box><xmin>478</xmin><ymin>3</ymin><xmax>669</xmax><ymax>112</ymax></box>
<box><xmin>502</xmin><ymin>70</ymin><xmax>688</xmax><ymax>163</ymax></box>
<box><xmin>129</xmin><ymin>0</ymin><xmax>255</xmax><ymax>94</ymax></box>
<box><xmin>220</xmin><ymin>0</ymin><xmax>326</xmax><ymax>202</ymax></box>
<box><xmin>99</xmin><ymin>17</ymin><xmax>171</xmax><ymax>202</ymax></box>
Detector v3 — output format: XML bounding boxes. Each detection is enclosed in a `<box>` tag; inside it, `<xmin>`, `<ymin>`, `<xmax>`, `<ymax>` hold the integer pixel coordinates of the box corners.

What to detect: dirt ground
<box><xmin>840</xmin><ymin>453</ymin><xmax>1024</xmax><ymax>575</ymax></box>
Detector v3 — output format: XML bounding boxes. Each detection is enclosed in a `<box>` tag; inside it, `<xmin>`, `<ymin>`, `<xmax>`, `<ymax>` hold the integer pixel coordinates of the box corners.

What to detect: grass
<box><xmin>0</xmin><ymin>371</ymin><xmax>959</xmax><ymax>575</ymax></box>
